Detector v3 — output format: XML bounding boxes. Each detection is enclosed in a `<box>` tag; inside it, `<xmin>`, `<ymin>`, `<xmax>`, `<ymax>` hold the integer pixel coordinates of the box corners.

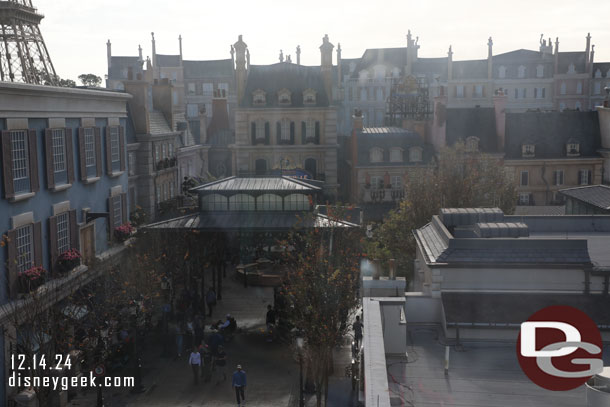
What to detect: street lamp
<box><xmin>296</xmin><ymin>334</ymin><xmax>305</xmax><ymax>407</ymax></box>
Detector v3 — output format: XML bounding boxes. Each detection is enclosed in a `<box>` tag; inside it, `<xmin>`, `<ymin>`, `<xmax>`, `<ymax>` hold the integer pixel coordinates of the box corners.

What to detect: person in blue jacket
<box><xmin>232</xmin><ymin>364</ymin><xmax>247</xmax><ymax>406</ymax></box>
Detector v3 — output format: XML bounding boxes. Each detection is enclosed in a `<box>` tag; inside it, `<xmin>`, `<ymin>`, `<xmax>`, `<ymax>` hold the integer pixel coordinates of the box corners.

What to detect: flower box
<box><xmin>18</xmin><ymin>266</ymin><xmax>47</xmax><ymax>293</ymax></box>
<box><xmin>114</xmin><ymin>222</ymin><xmax>134</xmax><ymax>242</ymax></box>
<box><xmin>56</xmin><ymin>248</ymin><xmax>82</xmax><ymax>273</ymax></box>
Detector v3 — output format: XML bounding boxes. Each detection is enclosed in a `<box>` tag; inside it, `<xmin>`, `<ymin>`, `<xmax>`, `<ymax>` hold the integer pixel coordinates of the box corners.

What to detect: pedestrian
<box><xmin>232</xmin><ymin>364</ymin><xmax>247</xmax><ymax>406</ymax></box>
<box><xmin>266</xmin><ymin>305</ymin><xmax>276</xmax><ymax>342</ymax></box>
<box><xmin>201</xmin><ymin>344</ymin><xmax>213</xmax><ymax>382</ymax></box>
<box><xmin>214</xmin><ymin>345</ymin><xmax>227</xmax><ymax>384</ymax></box>
<box><xmin>174</xmin><ymin>321</ymin><xmax>184</xmax><ymax>358</ymax></box>
<box><xmin>353</xmin><ymin>315</ymin><xmax>363</xmax><ymax>349</ymax></box>
<box><xmin>206</xmin><ymin>287</ymin><xmax>217</xmax><ymax>317</ymax></box>
<box><xmin>189</xmin><ymin>347</ymin><xmax>201</xmax><ymax>384</ymax></box>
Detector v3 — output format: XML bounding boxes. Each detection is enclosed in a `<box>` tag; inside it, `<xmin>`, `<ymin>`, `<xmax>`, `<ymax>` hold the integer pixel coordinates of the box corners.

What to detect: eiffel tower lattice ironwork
<box><xmin>0</xmin><ymin>0</ymin><xmax>57</xmax><ymax>85</ymax></box>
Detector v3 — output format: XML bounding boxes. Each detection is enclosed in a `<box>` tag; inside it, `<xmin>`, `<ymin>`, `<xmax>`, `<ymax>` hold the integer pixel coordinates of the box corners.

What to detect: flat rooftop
<box><xmin>389</xmin><ymin>329</ymin><xmax>610</xmax><ymax>406</ymax></box>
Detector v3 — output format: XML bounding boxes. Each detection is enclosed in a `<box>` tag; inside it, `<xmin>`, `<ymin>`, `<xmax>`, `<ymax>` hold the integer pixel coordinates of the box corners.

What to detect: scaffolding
<box><xmin>385</xmin><ymin>75</ymin><xmax>431</xmax><ymax>126</ymax></box>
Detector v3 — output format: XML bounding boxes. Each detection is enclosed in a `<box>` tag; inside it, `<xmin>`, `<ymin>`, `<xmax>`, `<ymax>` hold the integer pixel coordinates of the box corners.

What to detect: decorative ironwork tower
<box><xmin>0</xmin><ymin>0</ymin><xmax>57</xmax><ymax>85</ymax></box>
<box><xmin>385</xmin><ymin>75</ymin><xmax>431</xmax><ymax>126</ymax></box>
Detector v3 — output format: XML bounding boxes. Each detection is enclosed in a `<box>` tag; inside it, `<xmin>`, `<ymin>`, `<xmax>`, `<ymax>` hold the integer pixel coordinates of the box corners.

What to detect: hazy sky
<box><xmin>37</xmin><ymin>0</ymin><xmax>610</xmax><ymax>83</ymax></box>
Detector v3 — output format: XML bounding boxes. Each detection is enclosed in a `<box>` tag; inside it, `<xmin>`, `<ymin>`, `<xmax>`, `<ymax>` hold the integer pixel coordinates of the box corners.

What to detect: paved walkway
<box><xmin>68</xmin><ymin>269</ymin><xmax>358</xmax><ymax>407</ymax></box>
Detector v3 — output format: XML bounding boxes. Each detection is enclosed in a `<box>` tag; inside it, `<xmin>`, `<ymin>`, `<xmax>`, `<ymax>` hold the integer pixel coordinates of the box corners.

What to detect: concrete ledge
<box><xmin>10</xmin><ymin>192</ymin><xmax>35</xmax><ymax>202</ymax></box>
<box><xmin>363</xmin><ymin>298</ymin><xmax>392</xmax><ymax>407</ymax></box>
<box><xmin>362</xmin><ymin>276</ymin><xmax>406</xmax><ymax>297</ymax></box>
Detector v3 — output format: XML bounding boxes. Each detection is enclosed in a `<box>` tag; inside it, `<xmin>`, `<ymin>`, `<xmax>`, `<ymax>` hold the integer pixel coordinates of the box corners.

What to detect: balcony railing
<box><xmin>361</xmin><ymin>186</ymin><xmax>405</xmax><ymax>203</ymax></box>
<box><xmin>156</xmin><ymin>157</ymin><xmax>177</xmax><ymax>171</ymax></box>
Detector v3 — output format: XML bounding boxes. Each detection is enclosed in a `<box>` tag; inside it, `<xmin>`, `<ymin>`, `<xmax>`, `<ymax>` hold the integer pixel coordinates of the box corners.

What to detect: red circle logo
<box><xmin>517</xmin><ymin>305</ymin><xmax>603</xmax><ymax>391</ymax></box>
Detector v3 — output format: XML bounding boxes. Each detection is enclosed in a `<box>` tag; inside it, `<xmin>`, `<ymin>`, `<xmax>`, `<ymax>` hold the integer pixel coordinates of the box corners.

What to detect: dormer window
<box><xmin>277</xmin><ymin>88</ymin><xmax>291</xmax><ymax>106</ymax></box>
<box><xmin>567</xmin><ymin>63</ymin><xmax>576</xmax><ymax>74</ymax></box>
<box><xmin>498</xmin><ymin>66</ymin><xmax>506</xmax><ymax>79</ymax></box>
<box><xmin>595</xmin><ymin>69</ymin><xmax>602</xmax><ymax>79</ymax></box>
<box><xmin>522</xmin><ymin>143</ymin><xmax>535</xmax><ymax>158</ymax></box>
<box><xmin>409</xmin><ymin>147</ymin><xmax>423</xmax><ymax>162</ymax></box>
<box><xmin>252</xmin><ymin>89</ymin><xmax>266</xmax><ymax>106</ymax></box>
<box><xmin>566</xmin><ymin>140</ymin><xmax>580</xmax><ymax>157</ymax></box>
<box><xmin>389</xmin><ymin>148</ymin><xmax>403</xmax><ymax>163</ymax></box>
<box><xmin>370</xmin><ymin>147</ymin><xmax>383</xmax><ymax>163</ymax></box>
<box><xmin>303</xmin><ymin>88</ymin><xmax>317</xmax><ymax>105</ymax></box>
<box><xmin>536</xmin><ymin>65</ymin><xmax>544</xmax><ymax>78</ymax></box>
<box><xmin>518</xmin><ymin>65</ymin><xmax>526</xmax><ymax>79</ymax></box>
<box><xmin>466</xmin><ymin>136</ymin><xmax>480</xmax><ymax>152</ymax></box>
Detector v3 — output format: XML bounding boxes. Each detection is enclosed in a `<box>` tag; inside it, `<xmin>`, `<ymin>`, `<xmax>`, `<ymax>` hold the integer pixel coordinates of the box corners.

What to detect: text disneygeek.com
<box><xmin>9</xmin><ymin>372</ymin><xmax>135</xmax><ymax>391</ymax></box>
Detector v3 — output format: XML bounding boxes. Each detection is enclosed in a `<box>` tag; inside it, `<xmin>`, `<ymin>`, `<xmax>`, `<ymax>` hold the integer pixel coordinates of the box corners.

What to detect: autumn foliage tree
<box><xmin>366</xmin><ymin>141</ymin><xmax>516</xmax><ymax>279</ymax></box>
<box><xmin>280</xmin><ymin>207</ymin><xmax>363</xmax><ymax>407</ymax></box>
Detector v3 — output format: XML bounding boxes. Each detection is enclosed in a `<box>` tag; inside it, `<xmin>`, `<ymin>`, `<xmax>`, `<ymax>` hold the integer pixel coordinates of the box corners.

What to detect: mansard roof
<box><xmin>183</xmin><ymin>59</ymin><xmax>234</xmax><ymax>79</ymax></box>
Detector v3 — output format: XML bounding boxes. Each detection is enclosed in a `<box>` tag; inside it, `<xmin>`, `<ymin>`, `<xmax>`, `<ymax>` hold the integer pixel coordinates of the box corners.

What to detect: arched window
<box><xmin>284</xmin><ymin>194</ymin><xmax>310</xmax><ymax>211</ymax></box>
<box><xmin>518</xmin><ymin>65</ymin><xmax>526</xmax><ymax>78</ymax></box>
<box><xmin>370</xmin><ymin>147</ymin><xmax>383</xmax><ymax>163</ymax></box>
<box><xmin>389</xmin><ymin>148</ymin><xmax>403</xmax><ymax>163</ymax></box>
<box><xmin>536</xmin><ymin>65</ymin><xmax>544</xmax><ymax>78</ymax></box>
<box><xmin>229</xmin><ymin>194</ymin><xmax>255</xmax><ymax>211</ymax></box>
<box><xmin>304</xmin><ymin>158</ymin><xmax>317</xmax><ymax>178</ymax></box>
<box><xmin>576</xmin><ymin>82</ymin><xmax>583</xmax><ymax>94</ymax></box>
<box><xmin>255</xmin><ymin>158</ymin><xmax>267</xmax><ymax>175</ymax></box>
<box><xmin>201</xmin><ymin>194</ymin><xmax>227</xmax><ymax>211</ymax></box>
<box><xmin>560</xmin><ymin>82</ymin><xmax>567</xmax><ymax>95</ymax></box>
<box><xmin>257</xmin><ymin>194</ymin><xmax>282</xmax><ymax>211</ymax></box>
<box><xmin>498</xmin><ymin>66</ymin><xmax>506</xmax><ymax>79</ymax></box>
<box><xmin>567</xmin><ymin>63</ymin><xmax>576</xmax><ymax>74</ymax></box>
<box><xmin>594</xmin><ymin>82</ymin><xmax>601</xmax><ymax>95</ymax></box>
<box><xmin>522</xmin><ymin>144</ymin><xmax>535</xmax><ymax>157</ymax></box>
<box><xmin>566</xmin><ymin>140</ymin><xmax>580</xmax><ymax>156</ymax></box>
<box><xmin>595</xmin><ymin>69</ymin><xmax>602</xmax><ymax>79</ymax></box>
<box><xmin>409</xmin><ymin>147</ymin><xmax>423</xmax><ymax>162</ymax></box>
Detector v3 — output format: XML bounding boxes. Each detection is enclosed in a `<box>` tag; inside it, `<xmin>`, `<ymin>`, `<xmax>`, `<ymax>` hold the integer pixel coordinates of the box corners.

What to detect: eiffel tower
<box><xmin>0</xmin><ymin>0</ymin><xmax>57</xmax><ymax>85</ymax></box>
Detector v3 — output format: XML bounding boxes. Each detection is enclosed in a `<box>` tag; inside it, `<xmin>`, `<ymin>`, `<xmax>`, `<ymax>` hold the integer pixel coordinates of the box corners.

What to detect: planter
<box><xmin>18</xmin><ymin>276</ymin><xmax>45</xmax><ymax>293</ymax></box>
<box><xmin>56</xmin><ymin>258</ymin><xmax>80</xmax><ymax>273</ymax></box>
<box><xmin>114</xmin><ymin>222</ymin><xmax>134</xmax><ymax>242</ymax></box>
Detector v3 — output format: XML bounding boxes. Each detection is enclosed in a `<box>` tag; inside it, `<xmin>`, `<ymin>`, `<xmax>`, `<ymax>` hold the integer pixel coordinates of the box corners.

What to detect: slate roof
<box><xmin>156</xmin><ymin>54</ymin><xmax>181</xmax><ymax>67</ymax></box>
<box><xmin>241</xmin><ymin>63</ymin><xmax>329</xmax><ymax>108</ymax></box>
<box><xmin>349</xmin><ymin>47</ymin><xmax>406</xmax><ymax>79</ymax></box>
<box><xmin>492</xmin><ymin>49</ymin><xmax>546</xmax><ymax>62</ymax></box>
<box><xmin>412</xmin><ymin>57</ymin><xmax>448</xmax><ymax>79</ymax></box>
<box><xmin>592</xmin><ymin>62</ymin><xmax>610</xmax><ymax>78</ymax></box>
<box><xmin>513</xmin><ymin>205</ymin><xmax>566</xmax><ymax>216</ymax></box>
<box><xmin>108</xmin><ymin>56</ymin><xmax>143</xmax><ymax>80</ymax></box>
<box><xmin>144</xmin><ymin>211</ymin><xmax>356</xmax><ymax>231</ymax></box>
<box><xmin>442</xmin><ymin>292</ymin><xmax>610</xmax><ymax>326</ymax></box>
<box><xmin>504</xmin><ymin>110</ymin><xmax>601</xmax><ymax>159</ymax></box>
<box><xmin>356</xmin><ymin>127</ymin><xmax>434</xmax><ymax>166</ymax></box>
<box><xmin>183</xmin><ymin>59</ymin><xmax>233</xmax><ymax>79</ymax></box>
<box><xmin>191</xmin><ymin>176</ymin><xmax>321</xmax><ymax>193</ymax></box>
<box><xmin>559</xmin><ymin>185</ymin><xmax>610</xmax><ymax>210</ymax></box>
<box><xmin>452</xmin><ymin>59</ymin><xmax>488</xmax><ymax>79</ymax></box>
<box><xmin>446</xmin><ymin>108</ymin><xmax>498</xmax><ymax>153</ymax></box>
<box><xmin>558</xmin><ymin>51</ymin><xmax>587</xmax><ymax>74</ymax></box>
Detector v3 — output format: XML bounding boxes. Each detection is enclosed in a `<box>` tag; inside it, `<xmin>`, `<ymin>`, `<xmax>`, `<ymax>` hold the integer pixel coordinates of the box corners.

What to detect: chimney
<box><xmin>179</xmin><ymin>34</ymin><xmax>183</xmax><ymax>66</ymax></box>
<box><xmin>337</xmin><ymin>43</ymin><xmax>342</xmax><ymax>88</ymax></box>
<box><xmin>207</xmin><ymin>89</ymin><xmax>230</xmax><ymax>142</ymax></box>
<box><xmin>107</xmin><ymin>39</ymin><xmax>112</xmax><ymax>70</ymax></box>
<box><xmin>233</xmin><ymin>35</ymin><xmax>248</xmax><ymax>103</ymax></box>
<box><xmin>585</xmin><ymin>33</ymin><xmax>591</xmax><ymax>66</ymax></box>
<box><xmin>151</xmin><ymin>32</ymin><xmax>157</xmax><ymax>68</ymax></box>
<box><xmin>432</xmin><ymin>90</ymin><xmax>447</xmax><ymax>150</ymax></box>
<box><xmin>296</xmin><ymin>45</ymin><xmax>301</xmax><ymax>65</ymax></box>
<box><xmin>138</xmin><ymin>44</ymin><xmax>143</xmax><ymax>62</ymax></box>
<box><xmin>279</xmin><ymin>49</ymin><xmax>284</xmax><ymax>63</ymax></box>
<box><xmin>554</xmin><ymin>37</ymin><xmax>559</xmax><ymax>74</ymax></box>
<box><xmin>351</xmin><ymin>109</ymin><xmax>363</xmax><ymax>202</ymax></box>
<box><xmin>493</xmin><ymin>89</ymin><xmax>507</xmax><ymax>151</ymax></box>
<box><xmin>372</xmin><ymin>259</ymin><xmax>381</xmax><ymax>280</ymax></box>
<box><xmin>230</xmin><ymin>45</ymin><xmax>235</xmax><ymax>70</ymax></box>
<box><xmin>590</xmin><ymin>45</ymin><xmax>595</xmax><ymax>73</ymax></box>
<box><xmin>487</xmin><ymin>37</ymin><xmax>493</xmax><ymax>80</ymax></box>
<box><xmin>319</xmin><ymin>34</ymin><xmax>334</xmax><ymax>101</ymax></box>
<box><xmin>447</xmin><ymin>45</ymin><xmax>453</xmax><ymax>81</ymax></box>
<box><xmin>389</xmin><ymin>259</ymin><xmax>396</xmax><ymax>280</ymax></box>
<box><xmin>597</xmin><ymin>101</ymin><xmax>610</xmax><ymax>183</ymax></box>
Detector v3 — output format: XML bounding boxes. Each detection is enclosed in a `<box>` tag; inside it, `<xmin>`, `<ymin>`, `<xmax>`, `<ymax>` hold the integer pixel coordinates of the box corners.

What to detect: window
<box><xmin>536</xmin><ymin>65</ymin><xmax>544</xmax><ymax>78</ymax></box>
<box><xmin>113</xmin><ymin>195</ymin><xmax>122</xmax><ymax>228</ymax></box>
<box><xmin>348</xmin><ymin>87</ymin><xmax>353</xmax><ymax>101</ymax></box>
<box><xmin>560</xmin><ymin>102</ymin><xmax>566</xmax><ymax>111</ymax></box>
<box><xmin>595</xmin><ymin>69</ymin><xmax>602</xmax><ymax>79</ymax></box>
<box><xmin>52</xmin><ymin>129</ymin><xmax>66</xmax><ymax>173</ymax></box>
<box><xmin>521</xmin><ymin>88</ymin><xmax>527</xmax><ymax>99</ymax></box>
<box><xmin>359</xmin><ymin>87</ymin><xmax>366</xmax><ymax>101</ymax></box>
<box><xmin>522</xmin><ymin>144</ymin><xmax>535</xmax><ymax>158</ymax></box>
<box><xmin>579</xmin><ymin>169</ymin><xmax>592</xmax><ymax>185</ymax></box>
<box><xmin>172</xmin><ymin>91</ymin><xmax>179</xmax><ymax>105</ymax></box>
<box><xmin>128</xmin><ymin>152</ymin><xmax>136</xmax><ymax>176</ymax></box>
<box><xmin>576</xmin><ymin>82</ymin><xmax>583</xmax><ymax>94</ymax></box>
<box><xmin>252</xmin><ymin>89</ymin><xmax>266</xmax><ymax>105</ymax></box>
<box><xmin>376</xmin><ymin>87</ymin><xmax>384</xmax><ymax>101</ymax></box>
<box><xmin>188</xmin><ymin>83</ymin><xmax>196</xmax><ymax>95</ymax></box>
<box><xmin>257</xmin><ymin>194</ymin><xmax>282</xmax><ymax>211</ymax></box>
<box><xmin>169</xmin><ymin>143</ymin><xmax>174</xmax><ymax>158</ymax></box>
<box><xmin>201</xmin><ymin>194</ymin><xmax>228</xmax><ymax>211</ymax></box>
<box><xmin>575</xmin><ymin>101</ymin><xmax>581</xmax><ymax>111</ymax></box>
<box><xmin>187</xmin><ymin>103</ymin><xmax>199</xmax><ymax>118</ymax></box>
<box><xmin>162</xmin><ymin>144</ymin><xmax>167</xmax><ymax>160</ymax></box>
<box><xmin>560</xmin><ymin>82</ymin><xmax>567</xmax><ymax>95</ymax></box>
<box><xmin>229</xmin><ymin>194</ymin><xmax>255</xmax><ymax>211</ymax></box>
<box><xmin>170</xmin><ymin>182</ymin><xmax>174</xmax><ymax>198</ymax></box>
<box><xmin>409</xmin><ymin>147</ymin><xmax>422</xmax><ymax>162</ymax></box>
<box><xmin>566</xmin><ymin>142</ymin><xmax>580</xmax><ymax>156</ymax></box>
<box><xmin>520</xmin><ymin>171</ymin><xmax>529</xmax><ymax>186</ymax></box>
<box><xmin>456</xmin><ymin>85</ymin><xmax>464</xmax><ymax>98</ymax></box>
<box><xmin>284</xmin><ymin>194</ymin><xmax>309</xmax><ymax>211</ymax></box>
<box><xmin>156</xmin><ymin>188</ymin><xmax>161</xmax><ymax>205</ymax></box>
<box><xmin>202</xmin><ymin>83</ymin><xmax>213</xmax><ymax>96</ymax></box>
<box><xmin>518</xmin><ymin>66</ymin><xmax>526</xmax><ymax>78</ymax></box>
<box><xmin>155</xmin><ymin>145</ymin><xmax>160</xmax><ymax>162</ymax></box>
<box><xmin>370</xmin><ymin>176</ymin><xmax>382</xmax><ymax>189</ymax></box>
<box><xmin>473</xmin><ymin>85</ymin><xmax>483</xmax><ymax>98</ymax></box>
<box><xmin>370</xmin><ymin>148</ymin><xmax>383</xmax><ymax>163</ymax></box>
<box><xmin>218</xmin><ymin>83</ymin><xmax>229</xmax><ymax>96</ymax></box>
<box><xmin>303</xmin><ymin>89</ymin><xmax>317</xmax><ymax>105</ymax></box>
<box><xmin>278</xmin><ymin>88</ymin><xmax>292</xmax><ymax>105</ymax></box>
<box><xmin>498</xmin><ymin>66</ymin><xmax>506</xmax><ymax>79</ymax></box>
<box><xmin>519</xmin><ymin>193</ymin><xmax>530</xmax><ymax>205</ymax></box>
<box><xmin>594</xmin><ymin>82</ymin><xmax>601</xmax><ymax>95</ymax></box>
<box><xmin>10</xmin><ymin>130</ymin><xmax>30</xmax><ymax>194</ymax></box>
<box><xmin>553</xmin><ymin>170</ymin><xmax>564</xmax><ymax>186</ymax></box>
<box><xmin>84</xmin><ymin>128</ymin><xmax>95</xmax><ymax>168</ymax></box>
<box><xmin>567</xmin><ymin>63</ymin><xmax>576</xmax><ymax>74</ymax></box>
<box><xmin>109</xmin><ymin>126</ymin><xmax>120</xmax><ymax>171</ymax></box>
<box><xmin>15</xmin><ymin>224</ymin><xmax>34</xmax><ymax>273</ymax></box>
<box><xmin>514</xmin><ymin>88</ymin><xmax>519</xmax><ymax>99</ymax></box>
<box><xmin>390</xmin><ymin>175</ymin><xmax>402</xmax><ymax>189</ymax></box>
<box><xmin>56</xmin><ymin>211</ymin><xmax>70</xmax><ymax>255</ymax></box>
<box><xmin>389</xmin><ymin>148</ymin><xmax>403</xmax><ymax>163</ymax></box>
<box><xmin>278</xmin><ymin>119</ymin><xmax>291</xmax><ymax>142</ymax></box>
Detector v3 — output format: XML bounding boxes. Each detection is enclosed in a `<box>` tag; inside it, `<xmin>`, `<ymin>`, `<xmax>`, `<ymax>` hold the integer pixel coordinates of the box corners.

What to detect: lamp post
<box><xmin>296</xmin><ymin>334</ymin><xmax>304</xmax><ymax>407</ymax></box>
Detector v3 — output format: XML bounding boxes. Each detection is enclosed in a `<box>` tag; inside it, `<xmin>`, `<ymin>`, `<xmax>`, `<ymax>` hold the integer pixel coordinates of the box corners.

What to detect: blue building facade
<box><xmin>0</xmin><ymin>83</ymin><xmax>132</xmax><ymax>404</ymax></box>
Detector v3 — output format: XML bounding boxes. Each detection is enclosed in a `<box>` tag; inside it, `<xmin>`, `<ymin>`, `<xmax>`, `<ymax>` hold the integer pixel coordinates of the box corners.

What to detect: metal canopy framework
<box><xmin>0</xmin><ymin>0</ymin><xmax>57</xmax><ymax>85</ymax></box>
<box><xmin>385</xmin><ymin>75</ymin><xmax>431</xmax><ymax>125</ymax></box>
